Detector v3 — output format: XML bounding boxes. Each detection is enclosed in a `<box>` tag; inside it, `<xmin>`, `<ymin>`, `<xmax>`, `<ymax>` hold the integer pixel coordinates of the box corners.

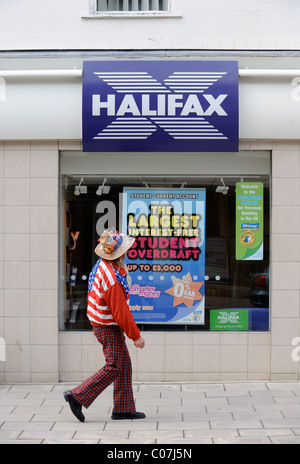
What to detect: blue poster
<box><xmin>122</xmin><ymin>188</ymin><xmax>206</xmax><ymax>325</ymax></box>
<box><xmin>82</xmin><ymin>60</ymin><xmax>239</xmax><ymax>152</ymax></box>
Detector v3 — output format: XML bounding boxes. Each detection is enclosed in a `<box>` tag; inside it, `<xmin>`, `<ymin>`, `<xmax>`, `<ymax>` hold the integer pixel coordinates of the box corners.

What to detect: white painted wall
<box><xmin>1</xmin><ymin>0</ymin><xmax>300</xmax><ymax>51</ymax></box>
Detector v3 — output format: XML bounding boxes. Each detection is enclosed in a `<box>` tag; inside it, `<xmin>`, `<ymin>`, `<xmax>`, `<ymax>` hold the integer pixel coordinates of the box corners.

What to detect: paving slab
<box><xmin>1</xmin><ymin>381</ymin><xmax>300</xmax><ymax>444</ymax></box>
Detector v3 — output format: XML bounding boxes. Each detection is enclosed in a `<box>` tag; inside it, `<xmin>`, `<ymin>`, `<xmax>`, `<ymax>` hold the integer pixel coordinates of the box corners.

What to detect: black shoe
<box><xmin>111</xmin><ymin>411</ymin><xmax>146</xmax><ymax>420</ymax></box>
<box><xmin>64</xmin><ymin>391</ymin><xmax>85</xmax><ymax>423</ymax></box>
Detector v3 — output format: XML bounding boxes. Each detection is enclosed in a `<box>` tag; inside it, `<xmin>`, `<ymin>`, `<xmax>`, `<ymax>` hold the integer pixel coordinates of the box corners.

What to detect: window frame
<box><xmin>59</xmin><ymin>148</ymin><xmax>271</xmax><ymax>333</ymax></box>
<box><xmin>85</xmin><ymin>0</ymin><xmax>181</xmax><ymax>18</ymax></box>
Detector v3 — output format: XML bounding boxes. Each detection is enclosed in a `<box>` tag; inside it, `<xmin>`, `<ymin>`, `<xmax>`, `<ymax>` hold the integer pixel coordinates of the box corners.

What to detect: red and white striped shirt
<box><xmin>87</xmin><ymin>259</ymin><xmax>140</xmax><ymax>342</ymax></box>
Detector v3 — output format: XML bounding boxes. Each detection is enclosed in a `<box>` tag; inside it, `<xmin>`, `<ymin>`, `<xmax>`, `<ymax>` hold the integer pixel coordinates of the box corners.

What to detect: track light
<box><xmin>96</xmin><ymin>177</ymin><xmax>111</xmax><ymax>196</ymax></box>
<box><xmin>215</xmin><ymin>177</ymin><xmax>229</xmax><ymax>195</ymax></box>
<box><xmin>74</xmin><ymin>177</ymin><xmax>87</xmax><ymax>196</ymax></box>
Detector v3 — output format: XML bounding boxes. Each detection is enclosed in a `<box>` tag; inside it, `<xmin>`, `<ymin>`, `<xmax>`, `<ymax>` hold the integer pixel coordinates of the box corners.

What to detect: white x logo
<box><xmin>93</xmin><ymin>71</ymin><xmax>228</xmax><ymax>141</ymax></box>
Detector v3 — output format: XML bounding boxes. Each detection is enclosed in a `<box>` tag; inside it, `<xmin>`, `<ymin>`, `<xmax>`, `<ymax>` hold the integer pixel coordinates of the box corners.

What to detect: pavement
<box><xmin>1</xmin><ymin>381</ymin><xmax>300</xmax><ymax>444</ymax></box>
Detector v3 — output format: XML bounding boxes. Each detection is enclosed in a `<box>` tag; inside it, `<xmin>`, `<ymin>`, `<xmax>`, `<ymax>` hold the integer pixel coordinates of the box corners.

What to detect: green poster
<box><xmin>236</xmin><ymin>182</ymin><xmax>264</xmax><ymax>260</ymax></box>
<box><xmin>210</xmin><ymin>309</ymin><xmax>249</xmax><ymax>331</ymax></box>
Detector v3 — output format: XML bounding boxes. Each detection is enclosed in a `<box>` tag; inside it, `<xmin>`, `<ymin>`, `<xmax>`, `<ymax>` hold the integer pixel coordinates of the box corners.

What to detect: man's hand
<box><xmin>134</xmin><ymin>337</ymin><xmax>145</xmax><ymax>349</ymax></box>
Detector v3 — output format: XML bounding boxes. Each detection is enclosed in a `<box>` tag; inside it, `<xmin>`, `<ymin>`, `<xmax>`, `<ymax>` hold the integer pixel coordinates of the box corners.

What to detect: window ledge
<box><xmin>82</xmin><ymin>11</ymin><xmax>182</xmax><ymax>19</ymax></box>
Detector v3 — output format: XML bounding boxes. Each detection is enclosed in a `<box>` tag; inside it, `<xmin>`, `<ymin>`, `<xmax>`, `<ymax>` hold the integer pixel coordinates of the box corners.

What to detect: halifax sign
<box><xmin>82</xmin><ymin>61</ymin><xmax>239</xmax><ymax>152</ymax></box>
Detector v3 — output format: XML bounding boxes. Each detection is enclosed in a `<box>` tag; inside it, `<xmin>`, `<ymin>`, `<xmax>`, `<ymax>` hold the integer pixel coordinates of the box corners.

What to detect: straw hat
<box><xmin>95</xmin><ymin>228</ymin><xmax>135</xmax><ymax>260</ymax></box>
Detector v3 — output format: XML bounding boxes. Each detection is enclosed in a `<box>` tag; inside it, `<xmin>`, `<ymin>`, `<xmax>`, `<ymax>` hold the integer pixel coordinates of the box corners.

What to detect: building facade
<box><xmin>0</xmin><ymin>0</ymin><xmax>300</xmax><ymax>383</ymax></box>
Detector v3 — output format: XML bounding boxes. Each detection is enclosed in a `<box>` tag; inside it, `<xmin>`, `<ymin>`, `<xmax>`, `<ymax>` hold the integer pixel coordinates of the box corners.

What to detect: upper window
<box><xmin>97</xmin><ymin>0</ymin><xmax>169</xmax><ymax>11</ymax></box>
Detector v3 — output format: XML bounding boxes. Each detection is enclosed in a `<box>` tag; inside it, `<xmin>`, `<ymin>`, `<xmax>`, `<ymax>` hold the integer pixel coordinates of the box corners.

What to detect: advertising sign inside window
<box><xmin>210</xmin><ymin>309</ymin><xmax>249</xmax><ymax>331</ymax></box>
<box><xmin>122</xmin><ymin>188</ymin><xmax>206</xmax><ymax>324</ymax></box>
<box><xmin>236</xmin><ymin>182</ymin><xmax>264</xmax><ymax>260</ymax></box>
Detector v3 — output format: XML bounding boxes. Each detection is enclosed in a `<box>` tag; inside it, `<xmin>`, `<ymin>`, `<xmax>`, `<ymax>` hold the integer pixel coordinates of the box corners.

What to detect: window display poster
<box><xmin>210</xmin><ymin>309</ymin><xmax>249</xmax><ymax>331</ymax></box>
<box><xmin>122</xmin><ymin>188</ymin><xmax>206</xmax><ymax>324</ymax></box>
<box><xmin>236</xmin><ymin>182</ymin><xmax>264</xmax><ymax>260</ymax></box>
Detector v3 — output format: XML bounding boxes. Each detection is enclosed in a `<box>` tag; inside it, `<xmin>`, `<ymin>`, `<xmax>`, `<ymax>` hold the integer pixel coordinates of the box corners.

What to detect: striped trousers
<box><xmin>71</xmin><ymin>325</ymin><xmax>136</xmax><ymax>413</ymax></box>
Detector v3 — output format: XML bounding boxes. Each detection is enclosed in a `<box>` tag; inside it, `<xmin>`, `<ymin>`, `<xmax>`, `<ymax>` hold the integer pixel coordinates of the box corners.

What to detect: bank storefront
<box><xmin>0</xmin><ymin>54</ymin><xmax>299</xmax><ymax>383</ymax></box>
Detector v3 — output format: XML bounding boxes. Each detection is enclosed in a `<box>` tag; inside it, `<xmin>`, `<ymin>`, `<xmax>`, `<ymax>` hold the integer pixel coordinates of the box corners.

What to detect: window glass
<box><xmin>97</xmin><ymin>0</ymin><xmax>169</xmax><ymax>11</ymax></box>
<box><xmin>60</xmin><ymin>167</ymin><xmax>270</xmax><ymax>332</ymax></box>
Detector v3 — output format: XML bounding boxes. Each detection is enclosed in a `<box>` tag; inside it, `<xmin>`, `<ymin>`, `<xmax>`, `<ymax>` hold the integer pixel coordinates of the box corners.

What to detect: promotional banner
<box><xmin>210</xmin><ymin>309</ymin><xmax>249</xmax><ymax>331</ymax></box>
<box><xmin>236</xmin><ymin>182</ymin><xmax>264</xmax><ymax>261</ymax></box>
<box><xmin>82</xmin><ymin>60</ymin><xmax>239</xmax><ymax>152</ymax></box>
<box><xmin>122</xmin><ymin>188</ymin><xmax>206</xmax><ymax>324</ymax></box>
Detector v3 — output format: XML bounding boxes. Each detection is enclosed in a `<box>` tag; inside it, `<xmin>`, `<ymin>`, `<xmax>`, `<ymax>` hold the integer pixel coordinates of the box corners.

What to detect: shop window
<box><xmin>97</xmin><ymin>0</ymin><xmax>169</xmax><ymax>11</ymax></box>
<box><xmin>60</xmin><ymin>154</ymin><xmax>270</xmax><ymax>333</ymax></box>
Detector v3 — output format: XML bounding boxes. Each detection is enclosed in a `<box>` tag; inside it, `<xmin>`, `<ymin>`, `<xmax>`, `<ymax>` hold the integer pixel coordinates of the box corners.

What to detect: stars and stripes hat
<box><xmin>95</xmin><ymin>228</ymin><xmax>135</xmax><ymax>260</ymax></box>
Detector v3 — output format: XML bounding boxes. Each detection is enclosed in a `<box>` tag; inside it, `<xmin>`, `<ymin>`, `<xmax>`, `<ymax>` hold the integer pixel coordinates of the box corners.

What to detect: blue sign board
<box><xmin>82</xmin><ymin>61</ymin><xmax>239</xmax><ymax>152</ymax></box>
<box><xmin>122</xmin><ymin>188</ymin><xmax>206</xmax><ymax>325</ymax></box>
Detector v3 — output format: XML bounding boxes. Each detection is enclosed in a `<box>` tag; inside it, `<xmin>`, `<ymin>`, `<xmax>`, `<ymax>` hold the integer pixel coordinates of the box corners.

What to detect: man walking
<box><xmin>64</xmin><ymin>228</ymin><xmax>145</xmax><ymax>422</ymax></box>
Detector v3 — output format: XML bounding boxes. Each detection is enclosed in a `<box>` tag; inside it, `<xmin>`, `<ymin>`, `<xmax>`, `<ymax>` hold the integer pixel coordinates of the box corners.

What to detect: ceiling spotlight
<box><xmin>74</xmin><ymin>177</ymin><xmax>87</xmax><ymax>196</ymax></box>
<box><xmin>96</xmin><ymin>177</ymin><xmax>111</xmax><ymax>196</ymax></box>
<box><xmin>215</xmin><ymin>177</ymin><xmax>229</xmax><ymax>195</ymax></box>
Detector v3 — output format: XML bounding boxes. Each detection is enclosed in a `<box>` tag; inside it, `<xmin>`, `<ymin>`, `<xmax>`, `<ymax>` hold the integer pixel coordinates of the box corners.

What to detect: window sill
<box><xmin>82</xmin><ymin>11</ymin><xmax>182</xmax><ymax>19</ymax></box>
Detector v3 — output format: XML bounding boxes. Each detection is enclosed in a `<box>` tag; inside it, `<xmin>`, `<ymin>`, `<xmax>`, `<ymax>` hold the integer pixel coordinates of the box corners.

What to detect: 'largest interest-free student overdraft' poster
<box><xmin>123</xmin><ymin>188</ymin><xmax>206</xmax><ymax>325</ymax></box>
